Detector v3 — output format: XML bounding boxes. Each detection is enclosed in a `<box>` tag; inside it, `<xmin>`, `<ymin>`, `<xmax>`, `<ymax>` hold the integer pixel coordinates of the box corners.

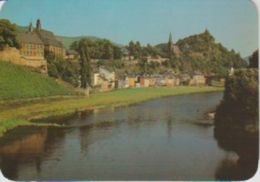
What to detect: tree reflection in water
<box><xmin>214</xmin><ymin>119</ymin><xmax>258</xmax><ymax>180</ymax></box>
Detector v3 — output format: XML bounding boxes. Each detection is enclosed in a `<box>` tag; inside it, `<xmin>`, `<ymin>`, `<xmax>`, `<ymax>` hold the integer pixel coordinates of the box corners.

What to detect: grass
<box><xmin>0</xmin><ymin>61</ymin><xmax>75</xmax><ymax>99</ymax></box>
<box><xmin>0</xmin><ymin>86</ymin><xmax>224</xmax><ymax>137</ymax></box>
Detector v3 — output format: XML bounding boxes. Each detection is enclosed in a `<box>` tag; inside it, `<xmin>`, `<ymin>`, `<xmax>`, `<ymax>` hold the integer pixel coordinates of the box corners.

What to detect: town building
<box><xmin>92</xmin><ymin>67</ymin><xmax>116</xmax><ymax>92</ymax></box>
<box><xmin>14</xmin><ymin>19</ymin><xmax>66</xmax><ymax>72</ymax></box>
<box><xmin>34</xmin><ymin>19</ymin><xmax>65</xmax><ymax>58</ymax></box>
<box><xmin>65</xmin><ymin>49</ymin><xmax>79</xmax><ymax>61</ymax></box>
<box><xmin>126</xmin><ymin>75</ymin><xmax>137</xmax><ymax>88</ymax></box>
<box><xmin>145</xmin><ymin>55</ymin><xmax>169</xmax><ymax>64</ymax></box>
<box><xmin>140</xmin><ymin>76</ymin><xmax>150</xmax><ymax>87</ymax></box>
<box><xmin>189</xmin><ymin>72</ymin><xmax>206</xmax><ymax>86</ymax></box>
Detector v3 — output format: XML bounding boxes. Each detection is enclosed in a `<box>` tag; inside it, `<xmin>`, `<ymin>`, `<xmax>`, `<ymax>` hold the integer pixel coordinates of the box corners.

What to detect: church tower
<box><xmin>168</xmin><ymin>32</ymin><xmax>174</xmax><ymax>58</ymax></box>
<box><xmin>36</xmin><ymin>19</ymin><xmax>41</xmax><ymax>31</ymax></box>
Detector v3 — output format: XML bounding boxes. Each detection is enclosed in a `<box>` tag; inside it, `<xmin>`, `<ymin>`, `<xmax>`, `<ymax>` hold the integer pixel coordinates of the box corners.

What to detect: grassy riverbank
<box><xmin>0</xmin><ymin>86</ymin><xmax>223</xmax><ymax>137</ymax></box>
<box><xmin>0</xmin><ymin>62</ymin><xmax>77</xmax><ymax>99</ymax></box>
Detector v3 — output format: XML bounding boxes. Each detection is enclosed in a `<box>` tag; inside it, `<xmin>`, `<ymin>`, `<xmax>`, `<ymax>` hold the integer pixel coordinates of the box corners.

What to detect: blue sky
<box><xmin>0</xmin><ymin>0</ymin><xmax>258</xmax><ymax>56</ymax></box>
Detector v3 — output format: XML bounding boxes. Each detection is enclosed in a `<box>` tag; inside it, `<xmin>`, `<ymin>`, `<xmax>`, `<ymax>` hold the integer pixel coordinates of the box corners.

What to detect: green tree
<box><xmin>46</xmin><ymin>51</ymin><xmax>79</xmax><ymax>86</ymax></box>
<box><xmin>78</xmin><ymin>39</ymin><xmax>92</xmax><ymax>88</ymax></box>
<box><xmin>113</xmin><ymin>45</ymin><xmax>122</xmax><ymax>59</ymax></box>
<box><xmin>102</xmin><ymin>40</ymin><xmax>114</xmax><ymax>59</ymax></box>
<box><xmin>0</xmin><ymin>19</ymin><xmax>20</xmax><ymax>50</ymax></box>
<box><xmin>249</xmin><ymin>50</ymin><xmax>258</xmax><ymax>69</ymax></box>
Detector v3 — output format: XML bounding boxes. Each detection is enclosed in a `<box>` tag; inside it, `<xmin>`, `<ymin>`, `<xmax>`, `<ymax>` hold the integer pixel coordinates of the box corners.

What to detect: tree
<box><xmin>0</xmin><ymin>19</ymin><xmax>20</xmax><ymax>50</ymax></box>
<box><xmin>78</xmin><ymin>39</ymin><xmax>92</xmax><ymax>88</ymax></box>
<box><xmin>113</xmin><ymin>45</ymin><xmax>122</xmax><ymax>59</ymax></box>
<box><xmin>249</xmin><ymin>50</ymin><xmax>258</xmax><ymax>69</ymax></box>
<box><xmin>45</xmin><ymin>51</ymin><xmax>79</xmax><ymax>86</ymax></box>
<box><xmin>102</xmin><ymin>40</ymin><xmax>114</xmax><ymax>60</ymax></box>
<box><xmin>139</xmin><ymin>58</ymin><xmax>148</xmax><ymax>73</ymax></box>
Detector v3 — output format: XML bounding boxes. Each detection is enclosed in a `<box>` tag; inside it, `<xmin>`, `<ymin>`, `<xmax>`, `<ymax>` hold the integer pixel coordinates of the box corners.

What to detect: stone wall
<box><xmin>0</xmin><ymin>47</ymin><xmax>47</xmax><ymax>73</ymax></box>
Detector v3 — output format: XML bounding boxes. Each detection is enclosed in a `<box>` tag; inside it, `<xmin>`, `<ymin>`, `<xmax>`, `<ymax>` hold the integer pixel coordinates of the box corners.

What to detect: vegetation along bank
<box><xmin>0</xmin><ymin>86</ymin><xmax>223</xmax><ymax>137</ymax></box>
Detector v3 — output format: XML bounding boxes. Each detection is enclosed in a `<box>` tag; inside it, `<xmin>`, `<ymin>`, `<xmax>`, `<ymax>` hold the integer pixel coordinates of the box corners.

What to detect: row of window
<box><xmin>21</xmin><ymin>50</ymin><xmax>44</xmax><ymax>57</ymax></box>
<box><xmin>21</xmin><ymin>44</ymin><xmax>64</xmax><ymax>57</ymax></box>
<box><xmin>23</xmin><ymin>43</ymin><xmax>44</xmax><ymax>49</ymax></box>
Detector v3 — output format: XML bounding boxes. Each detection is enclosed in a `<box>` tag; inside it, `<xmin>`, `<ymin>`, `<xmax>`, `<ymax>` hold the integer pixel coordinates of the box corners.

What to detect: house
<box><xmin>155</xmin><ymin>75</ymin><xmax>166</xmax><ymax>86</ymax></box>
<box><xmin>126</xmin><ymin>75</ymin><xmax>137</xmax><ymax>87</ymax></box>
<box><xmin>148</xmin><ymin>76</ymin><xmax>156</xmax><ymax>87</ymax></box>
<box><xmin>189</xmin><ymin>73</ymin><xmax>206</xmax><ymax>86</ymax></box>
<box><xmin>100</xmin><ymin>81</ymin><xmax>110</xmax><ymax>92</ymax></box>
<box><xmin>116</xmin><ymin>79</ymin><xmax>127</xmax><ymax>89</ymax></box>
<box><xmin>144</xmin><ymin>55</ymin><xmax>169</xmax><ymax>64</ymax></box>
<box><xmin>179</xmin><ymin>74</ymin><xmax>191</xmax><ymax>85</ymax></box>
<box><xmin>140</xmin><ymin>76</ymin><xmax>150</xmax><ymax>87</ymax></box>
<box><xmin>92</xmin><ymin>67</ymin><xmax>116</xmax><ymax>92</ymax></box>
<box><xmin>165</xmin><ymin>76</ymin><xmax>180</xmax><ymax>87</ymax></box>
<box><xmin>65</xmin><ymin>49</ymin><xmax>79</xmax><ymax>61</ymax></box>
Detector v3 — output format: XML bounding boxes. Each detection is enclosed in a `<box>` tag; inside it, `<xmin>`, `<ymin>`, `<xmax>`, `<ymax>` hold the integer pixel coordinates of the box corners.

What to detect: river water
<box><xmin>0</xmin><ymin>92</ymin><xmax>254</xmax><ymax>180</ymax></box>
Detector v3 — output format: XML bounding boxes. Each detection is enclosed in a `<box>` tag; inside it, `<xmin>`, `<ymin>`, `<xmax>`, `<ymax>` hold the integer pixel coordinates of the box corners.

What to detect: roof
<box><xmin>17</xmin><ymin>32</ymin><xmax>44</xmax><ymax>45</ymax></box>
<box><xmin>36</xmin><ymin>29</ymin><xmax>63</xmax><ymax>47</ymax></box>
<box><xmin>66</xmin><ymin>49</ymin><xmax>78</xmax><ymax>55</ymax></box>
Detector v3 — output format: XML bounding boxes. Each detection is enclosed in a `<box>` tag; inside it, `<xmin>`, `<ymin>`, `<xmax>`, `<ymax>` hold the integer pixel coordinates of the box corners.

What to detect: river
<box><xmin>0</xmin><ymin>92</ymin><xmax>254</xmax><ymax>180</ymax></box>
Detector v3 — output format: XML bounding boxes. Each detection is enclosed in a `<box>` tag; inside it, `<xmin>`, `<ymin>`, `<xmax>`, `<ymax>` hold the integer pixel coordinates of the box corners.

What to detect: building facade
<box><xmin>34</xmin><ymin>19</ymin><xmax>65</xmax><ymax>58</ymax></box>
<box><xmin>15</xmin><ymin>19</ymin><xmax>66</xmax><ymax>72</ymax></box>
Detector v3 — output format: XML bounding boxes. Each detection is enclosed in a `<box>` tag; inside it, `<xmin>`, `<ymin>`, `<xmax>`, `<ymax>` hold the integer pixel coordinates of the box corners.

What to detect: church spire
<box><xmin>169</xmin><ymin>32</ymin><xmax>173</xmax><ymax>44</ymax></box>
<box><xmin>168</xmin><ymin>32</ymin><xmax>174</xmax><ymax>58</ymax></box>
<box><xmin>28</xmin><ymin>22</ymin><xmax>33</xmax><ymax>32</ymax></box>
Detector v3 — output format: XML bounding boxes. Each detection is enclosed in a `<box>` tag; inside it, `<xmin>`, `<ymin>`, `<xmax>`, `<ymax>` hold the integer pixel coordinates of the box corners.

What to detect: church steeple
<box><xmin>168</xmin><ymin>32</ymin><xmax>174</xmax><ymax>58</ymax></box>
<box><xmin>169</xmin><ymin>32</ymin><xmax>173</xmax><ymax>44</ymax></box>
<box><xmin>36</xmin><ymin>19</ymin><xmax>41</xmax><ymax>31</ymax></box>
<box><xmin>28</xmin><ymin>22</ymin><xmax>33</xmax><ymax>32</ymax></box>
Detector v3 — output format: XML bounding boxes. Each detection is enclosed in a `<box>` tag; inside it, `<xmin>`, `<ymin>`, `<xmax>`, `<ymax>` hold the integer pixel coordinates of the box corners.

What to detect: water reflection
<box><xmin>214</xmin><ymin>123</ymin><xmax>258</xmax><ymax>180</ymax></box>
<box><xmin>1</xmin><ymin>92</ymin><xmax>252</xmax><ymax>181</ymax></box>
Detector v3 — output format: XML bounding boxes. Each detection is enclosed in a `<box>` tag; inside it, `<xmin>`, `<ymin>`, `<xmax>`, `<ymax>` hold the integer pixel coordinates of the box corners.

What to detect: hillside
<box><xmin>16</xmin><ymin>25</ymin><xmax>120</xmax><ymax>49</ymax></box>
<box><xmin>0</xmin><ymin>62</ymin><xmax>75</xmax><ymax>100</ymax></box>
<box><xmin>56</xmin><ymin>35</ymin><xmax>102</xmax><ymax>49</ymax></box>
<box><xmin>155</xmin><ymin>30</ymin><xmax>247</xmax><ymax>75</ymax></box>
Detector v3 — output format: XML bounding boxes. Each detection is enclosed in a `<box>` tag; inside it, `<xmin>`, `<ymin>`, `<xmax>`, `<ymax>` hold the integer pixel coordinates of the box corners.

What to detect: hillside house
<box><xmin>189</xmin><ymin>73</ymin><xmax>206</xmax><ymax>86</ymax></box>
<box><xmin>140</xmin><ymin>76</ymin><xmax>150</xmax><ymax>87</ymax></box>
<box><xmin>165</xmin><ymin>76</ymin><xmax>180</xmax><ymax>87</ymax></box>
<box><xmin>148</xmin><ymin>77</ymin><xmax>156</xmax><ymax>87</ymax></box>
<box><xmin>65</xmin><ymin>49</ymin><xmax>79</xmax><ymax>61</ymax></box>
<box><xmin>126</xmin><ymin>75</ymin><xmax>137</xmax><ymax>88</ymax></box>
<box><xmin>116</xmin><ymin>79</ymin><xmax>127</xmax><ymax>89</ymax></box>
<box><xmin>144</xmin><ymin>55</ymin><xmax>169</xmax><ymax>64</ymax></box>
<box><xmin>179</xmin><ymin>74</ymin><xmax>191</xmax><ymax>85</ymax></box>
<box><xmin>92</xmin><ymin>67</ymin><xmax>116</xmax><ymax>92</ymax></box>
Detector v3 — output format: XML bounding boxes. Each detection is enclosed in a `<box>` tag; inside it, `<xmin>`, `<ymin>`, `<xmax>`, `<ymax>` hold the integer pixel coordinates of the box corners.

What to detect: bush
<box><xmin>46</xmin><ymin>52</ymin><xmax>79</xmax><ymax>87</ymax></box>
<box><xmin>215</xmin><ymin>68</ymin><xmax>258</xmax><ymax>128</ymax></box>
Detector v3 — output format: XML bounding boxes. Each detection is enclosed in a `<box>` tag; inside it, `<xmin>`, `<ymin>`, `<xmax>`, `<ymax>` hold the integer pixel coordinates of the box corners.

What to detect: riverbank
<box><xmin>0</xmin><ymin>86</ymin><xmax>223</xmax><ymax>137</ymax></box>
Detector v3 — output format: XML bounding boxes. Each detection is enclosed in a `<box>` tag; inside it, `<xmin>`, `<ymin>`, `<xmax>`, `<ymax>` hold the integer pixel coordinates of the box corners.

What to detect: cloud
<box><xmin>0</xmin><ymin>1</ymin><xmax>6</xmax><ymax>11</ymax></box>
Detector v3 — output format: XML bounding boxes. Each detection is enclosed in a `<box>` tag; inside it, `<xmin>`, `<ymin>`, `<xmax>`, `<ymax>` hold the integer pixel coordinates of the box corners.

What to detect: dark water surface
<box><xmin>0</xmin><ymin>92</ymin><xmax>255</xmax><ymax>180</ymax></box>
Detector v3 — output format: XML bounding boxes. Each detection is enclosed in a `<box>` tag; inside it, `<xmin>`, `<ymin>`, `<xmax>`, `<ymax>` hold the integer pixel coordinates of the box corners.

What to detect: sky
<box><xmin>0</xmin><ymin>0</ymin><xmax>258</xmax><ymax>57</ymax></box>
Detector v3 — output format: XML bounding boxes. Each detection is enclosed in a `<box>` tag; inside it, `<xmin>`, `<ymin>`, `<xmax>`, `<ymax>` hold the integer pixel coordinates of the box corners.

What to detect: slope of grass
<box><xmin>0</xmin><ymin>62</ymin><xmax>75</xmax><ymax>99</ymax></box>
